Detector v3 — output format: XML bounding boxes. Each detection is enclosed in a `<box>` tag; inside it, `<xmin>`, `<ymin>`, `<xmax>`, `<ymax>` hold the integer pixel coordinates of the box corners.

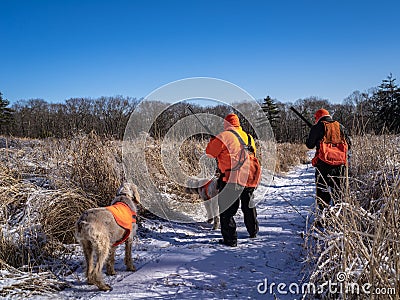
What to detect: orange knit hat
<box><xmin>224</xmin><ymin>113</ymin><xmax>240</xmax><ymax>129</ymax></box>
<box><xmin>314</xmin><ymin>109</ymin><xmax>330</xmax><ymax>123</ymax></box>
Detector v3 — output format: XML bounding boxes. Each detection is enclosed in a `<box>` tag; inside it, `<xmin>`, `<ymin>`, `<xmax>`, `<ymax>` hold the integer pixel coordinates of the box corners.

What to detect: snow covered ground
<box><xmin>55</xmin><ymin>162</ymin><xmax>316</xmax><ymax>300</ymax></box>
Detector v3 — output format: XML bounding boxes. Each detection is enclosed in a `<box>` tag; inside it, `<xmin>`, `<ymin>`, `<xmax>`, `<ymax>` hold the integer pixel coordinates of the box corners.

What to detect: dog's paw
<box><xmin>98</xmin><ymin>283</ymin><xmax>112</xmax><ymax>291</ymax></box>
<box><xmin>127</xmin><ymin>265</ymin><xmax>136</xmax><ymax>272</ymax></box>
<box><xmin>87</xmin><ymin>279</ymin><xmax>95</xmax><ymax>285</ymax></box>
<box><xmin>106</xmin><ymin>269</ymin><xmax>116</xmax><ymax>276</ymax></box>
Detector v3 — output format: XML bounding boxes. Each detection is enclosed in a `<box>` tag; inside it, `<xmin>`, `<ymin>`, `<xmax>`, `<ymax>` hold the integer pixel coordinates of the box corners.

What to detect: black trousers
<box><xmin>218</xmin><ymin>181</ymin><xmax>259</xmax><ymax>243</ymax></box>
<box><xmin>315</xmin><ymin>161</ymin><xmax>345</xmax><ymax>210</ymax></box>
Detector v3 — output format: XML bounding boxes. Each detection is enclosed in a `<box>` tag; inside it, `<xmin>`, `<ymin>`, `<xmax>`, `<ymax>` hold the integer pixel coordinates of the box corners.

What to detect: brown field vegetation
<box><xmin>1</xmin><ymin>132</ymin><xmax>397</xmax><ymax>298</ymax></box>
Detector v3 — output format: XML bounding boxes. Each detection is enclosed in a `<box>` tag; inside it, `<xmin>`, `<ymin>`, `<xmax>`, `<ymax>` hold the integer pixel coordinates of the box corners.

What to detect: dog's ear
<box><xmin>131</xmin><ymin>183</ymin><xmax>140</xmax><ymax>204</ymax></box>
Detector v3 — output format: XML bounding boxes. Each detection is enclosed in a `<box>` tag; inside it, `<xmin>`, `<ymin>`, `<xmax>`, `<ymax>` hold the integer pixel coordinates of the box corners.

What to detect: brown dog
<box><xmin>185</xmin><ymin>177</ymin><xmax>220</xmax><ymax>230</ymax></box>
<box><xmin>75</xmin><ymin>182</ymin><xmax>140</xmax><ymax>291</ymax></box>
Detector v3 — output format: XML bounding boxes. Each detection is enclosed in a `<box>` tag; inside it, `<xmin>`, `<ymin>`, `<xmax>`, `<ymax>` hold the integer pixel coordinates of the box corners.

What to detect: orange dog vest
<box><xmin>106</xmin><ymin>202</ymin><xmax>137</xmax><ymax>247</ymax></box>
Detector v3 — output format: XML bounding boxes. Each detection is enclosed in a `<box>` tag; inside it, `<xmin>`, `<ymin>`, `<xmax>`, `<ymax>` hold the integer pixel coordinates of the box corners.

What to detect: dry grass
<box><xmin>275</xmin><ymin>143</ymin><xmax>309</xmax><ymax>173</ymax></box>
<box><xmin>143</xmin><ymin>137</ymin><xmax>207</xmax><ymax>202</ymax></box>
<box><xmin>0</xmin><ymin>259</ymin><xmax>68</xmax><ymax>298</ymax></box>
<box><xmin>305</xmin><ymin>134</ymin><xmax>400</xmax><ymax>299</ymax></box>
<box><xmin>44</xmin><ymin>132</ymin><xmax>123</xmax><ymax>206</ymax></box>
<box><xmin>0</xmin><ymin>133</ymin><xmax>124</xmax><ymax>297</ymax></box>
<box><xmin>38</xmin><ymin>189</ymin><xmax>98</xmax><ymax>244</ymax></box>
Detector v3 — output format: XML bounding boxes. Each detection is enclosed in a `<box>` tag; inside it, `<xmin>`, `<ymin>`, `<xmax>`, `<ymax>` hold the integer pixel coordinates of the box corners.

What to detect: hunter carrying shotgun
<box><xmin>205</xmin><ymin>113</ymin><xmax>261</xmax><ymax>247</ymax></box>
<box><xmin>291</xmin><ymin>107</ymin><xmax>351</xmax><ymax>211</ymax></box>
<box><xmin>186</xmin><ymin>107</ymin><xmax>261</xmax><ymax>247</ymax></box>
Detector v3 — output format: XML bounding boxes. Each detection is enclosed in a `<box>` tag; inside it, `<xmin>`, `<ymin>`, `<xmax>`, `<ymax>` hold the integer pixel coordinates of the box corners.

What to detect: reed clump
<box><xmin>0</xmin><ymin>133</ymin><xmax>123</xmax><ymax>296</ymax></box>
<box><xmin>275</xmin><ymin>143</ymin><xmax>309</xmax><ymax>173</ymax></box>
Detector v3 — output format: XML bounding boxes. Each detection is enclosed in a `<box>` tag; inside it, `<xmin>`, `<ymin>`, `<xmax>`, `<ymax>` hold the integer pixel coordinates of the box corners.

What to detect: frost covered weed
<box><xmin>305</xmin><ymin>134</ymin><xmax>400</xmax><ymax>299</ymax></box>
<box><xmin>0</xmin><ymin>259</ymin><xmax>68</xmax><ymax>298</ymax></box>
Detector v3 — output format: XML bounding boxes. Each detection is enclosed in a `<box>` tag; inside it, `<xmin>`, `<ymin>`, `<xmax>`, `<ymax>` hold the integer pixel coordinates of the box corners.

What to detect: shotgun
<box><xmin>290</xmin><ymin>106</ymin><xmax>313</xmax><ymax>128</ymax></box>
<box><xmin>186</xmin><ymin>105</ymin><xmax>215</xmax><ymax>136</ymax></box>
<box><xmin>186</xmin><ymin>105</ymin><xmax>220</xmax><ymax>177</ymax></box>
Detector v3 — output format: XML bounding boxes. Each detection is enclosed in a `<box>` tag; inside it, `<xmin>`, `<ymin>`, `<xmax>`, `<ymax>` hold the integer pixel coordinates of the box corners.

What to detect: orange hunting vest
<box><xmin>106</xmin><ymin>202</ymin><xmax>137</xmax><ymax>246</ymax></box>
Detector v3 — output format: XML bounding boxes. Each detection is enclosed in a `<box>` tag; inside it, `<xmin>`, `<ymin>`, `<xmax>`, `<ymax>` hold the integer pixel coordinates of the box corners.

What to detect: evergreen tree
<box><xmin>261</xmin><ymin>96</ymin><xmax>280</xmax><ymax>129</ymax></box>
<box><xmin>0</xmin><ymin>92</ymin><xmax>13</xmax><ymax>129</ymax></box>
<box><xmin>371</xmin><ymin>74</ymin><xmax>400</xmax><ymax>133</ymax></box>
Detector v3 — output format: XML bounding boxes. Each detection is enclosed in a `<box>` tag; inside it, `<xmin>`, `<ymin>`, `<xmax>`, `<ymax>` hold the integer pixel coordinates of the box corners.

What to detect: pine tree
<box><xmin>371</xmin><ymin>74</ymin><xmax>400</xmax><ymax>133</ymax></box>
<box><xmin>0</xmin><ymin>92</ymin><xmax>13</xmax><ymax>128</ymax></box>
<box><xmin>261</xmin><ymin>96</ymin><xmax>280</xmax><ymax>129</ymax></box>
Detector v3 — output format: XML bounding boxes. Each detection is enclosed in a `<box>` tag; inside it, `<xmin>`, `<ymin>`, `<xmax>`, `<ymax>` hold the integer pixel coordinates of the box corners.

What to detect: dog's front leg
<box><xmin>204</xmin><ymin>200</ymin><xmax>214</xmax><ymax>223</ymax></box>
<box><xmin>106</xmin><ymin>246</ymin><xmax>116</xmax><ymax>276</ymax></box>
<box><xmin>124</xmin><ymin>237</ymin><xmax>136</xmax><ymax>272</ymax></box>
<box><xmin>212</xmin><ymin>199</ymin><xmax>220</xmax><ymax>230</ymax></box>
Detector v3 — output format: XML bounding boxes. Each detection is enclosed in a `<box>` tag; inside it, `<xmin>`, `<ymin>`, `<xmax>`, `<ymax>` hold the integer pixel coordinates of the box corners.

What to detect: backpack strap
<box><xmin>225</xmin><ymin>130</ymin><xmax>253</xmax><ymax>172</ymax></box>
<box><xmin>228</xmin><ymin>130</ymin><xmax>255</xmax><ymax>153</ymax></box>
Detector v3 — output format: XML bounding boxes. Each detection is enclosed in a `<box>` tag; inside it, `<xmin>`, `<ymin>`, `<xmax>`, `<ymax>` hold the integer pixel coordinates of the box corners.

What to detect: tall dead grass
<box><xmin>0</xmin><ymin>133</ymin><xmax>123</xmax><ymax>297</ymax></box>
<box><xmin>0</xmin><ymin>133</ymin><xmax>123</xmax><ymax>296</ymax></box>
<box><xmin>275</xmin><ymin>143</ymin><xmax>309</xmax><ymax>173</ymax></box>
<box><xmin>142</xmin><ymin>137</ymin><xmax>208</xmax><ymax>202</ymax></box>
<box><xmin>305</xmin><ymin>135</ymin><xmax>399</xmax><ymax>299</ymax></box>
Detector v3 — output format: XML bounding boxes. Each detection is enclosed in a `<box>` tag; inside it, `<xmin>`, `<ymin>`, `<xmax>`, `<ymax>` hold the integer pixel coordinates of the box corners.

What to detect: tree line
<box><xmin>0</xmin><ymin>95</ymin><xmax>139</xmax><ymax>139</ymax></box>
<box><xmin>0</xmin><ymin>74</ymin><xmax>399</xmax><ymax>142</ymax></box>
<box><xmin>263</xmin><ymin>74</ymin><xmax>400</xmax><ymax>142</ymax></box>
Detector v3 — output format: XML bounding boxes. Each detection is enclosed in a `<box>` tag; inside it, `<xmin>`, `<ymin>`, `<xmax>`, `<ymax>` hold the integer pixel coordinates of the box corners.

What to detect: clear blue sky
<box><xmin>1</xmin><ymin>0</ymin><xmax>399</xmax><ymax>104</ymax></box>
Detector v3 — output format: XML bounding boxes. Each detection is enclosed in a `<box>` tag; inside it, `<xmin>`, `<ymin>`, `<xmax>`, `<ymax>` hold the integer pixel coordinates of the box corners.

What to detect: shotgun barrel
<box><xmin>186</xmin><ymin>105</ymin><xmax>215</xmax><ymax>136</ymax></box>
<box><xmin>290</xmin><ymin>106</ymin><xmax>313</xmax><ymax>128</ymax></box>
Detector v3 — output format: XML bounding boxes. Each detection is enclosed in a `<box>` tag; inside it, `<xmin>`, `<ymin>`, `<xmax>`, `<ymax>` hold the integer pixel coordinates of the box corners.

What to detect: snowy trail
<box><xmin>60</xmin><ymin>163</ymin><xmax>316</xmax><ymax>300</ymax></box>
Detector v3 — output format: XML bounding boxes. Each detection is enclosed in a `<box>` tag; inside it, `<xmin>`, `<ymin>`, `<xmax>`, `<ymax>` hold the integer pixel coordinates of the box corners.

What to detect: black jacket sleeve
<box><xmin>306</xmin><ymin>122</ymin><xmax>324</xmax><ymax>149</ymax></box>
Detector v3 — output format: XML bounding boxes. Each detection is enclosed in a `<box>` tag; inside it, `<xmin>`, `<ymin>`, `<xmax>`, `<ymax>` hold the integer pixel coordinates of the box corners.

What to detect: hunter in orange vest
<box><xmin>206</xmin><ymin>113</ymin><xmax>259</xmax><ymax>247</ymax></box>
<box><xmin>306</xmin><ymin>109</ymin><xmax>351</xmax><ymax>211</ymax></box>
